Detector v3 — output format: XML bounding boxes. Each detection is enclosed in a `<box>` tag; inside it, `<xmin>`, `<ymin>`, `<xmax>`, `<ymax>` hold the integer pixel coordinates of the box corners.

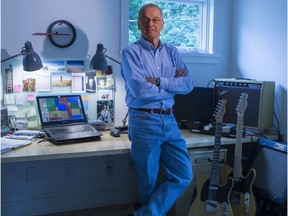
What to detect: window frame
<box><xmin>121</xmin><ymin>0</ymin><xmax>219</xmax><ymax>63</ymax></box>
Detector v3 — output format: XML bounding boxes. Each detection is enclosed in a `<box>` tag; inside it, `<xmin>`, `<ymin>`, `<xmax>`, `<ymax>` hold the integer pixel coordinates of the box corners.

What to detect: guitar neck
<box><xmin>210</xmin><ymin>121</ymin><xmax>222</xmax><ymax>186</ymax></box>
<box><xmin>233</xmin><ymin>114</ymin><xmax>244</xmax><ymax>179</ymax></box>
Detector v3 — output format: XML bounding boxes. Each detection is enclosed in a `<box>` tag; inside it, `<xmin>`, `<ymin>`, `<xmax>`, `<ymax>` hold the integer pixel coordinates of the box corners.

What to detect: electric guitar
<box><xmin>189</xmin><ymin>99</ymin><xmax>234</xmax><ymax>216</ymax></box>
<box><xmin>220</xmin><ymin>93</ymin><xmax>256</xmax><ymax>216</ymax></box>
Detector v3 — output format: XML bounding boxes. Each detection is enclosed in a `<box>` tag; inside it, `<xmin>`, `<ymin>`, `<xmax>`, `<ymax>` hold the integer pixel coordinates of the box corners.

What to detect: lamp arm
<box><xmin>122</xmin><ymin>111</ymin><xmax>128</xmax><ymax>126</ymax></box>
<box><xmin>105</xmin><ymin>55</ymin><xmax>121</xmax><ymax>65</ymax></box>
<box><xmin>1</xmin><ymin>51</ymin><xmax>25</xmax><ymax>63</ymax></box>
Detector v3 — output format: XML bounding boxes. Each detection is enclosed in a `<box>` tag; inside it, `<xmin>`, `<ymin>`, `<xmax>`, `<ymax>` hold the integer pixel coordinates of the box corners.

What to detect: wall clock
<box><xmin>46</xmin><ymin>20</ymin><xmax>77</xmax><ymax>48</ymax></box>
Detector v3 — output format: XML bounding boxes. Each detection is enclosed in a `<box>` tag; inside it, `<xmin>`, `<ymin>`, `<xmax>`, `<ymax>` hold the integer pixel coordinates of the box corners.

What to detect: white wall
<box><xmin>1</xmin><ymin>0</ymin><xmax>233</xmax><ymax>126</ymax></box>
<box><xmin>1</xmin><ymin>0</ymin><xmax>125</xmax><ymax>125</ymax></box>
<box><xmin>231</xmin><ymin>0</ymin><xmax>287</xmax><ymax>141</ymax></box>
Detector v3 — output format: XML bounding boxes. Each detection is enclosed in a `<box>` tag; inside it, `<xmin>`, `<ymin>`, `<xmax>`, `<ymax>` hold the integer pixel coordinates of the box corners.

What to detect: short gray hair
<box><xmin>138</xmin><ymin>3</ymin><xmax>163</xmax><ymax>21</ymax></box>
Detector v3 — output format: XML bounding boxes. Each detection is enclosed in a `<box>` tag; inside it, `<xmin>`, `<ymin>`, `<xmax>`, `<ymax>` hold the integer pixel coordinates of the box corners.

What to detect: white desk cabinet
<box><xmin>2</xmin><ymin>153</ymin><xmax>138</xmax><ymax>215</ymax></box>
<box><xmin>2</xmin><ymin>130</ymin><xmax>274</xmax><ymax>216</ymax></box>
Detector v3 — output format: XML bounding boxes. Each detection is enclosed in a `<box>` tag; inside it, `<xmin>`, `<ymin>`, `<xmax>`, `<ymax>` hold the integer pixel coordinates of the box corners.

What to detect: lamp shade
<box><xmin>1</xmin><ymin>41</ymin><xmax>43</xmax><ymax>72</ymax></box>
<box><xmin>22</xmin><ymin>41</ymin><xmax>43</xmax><ymax>71</ymax></box>
<box><xmin>90</xmin><ymin>43</ymin><xmax>108</xmax><ymax>70</ymax></box>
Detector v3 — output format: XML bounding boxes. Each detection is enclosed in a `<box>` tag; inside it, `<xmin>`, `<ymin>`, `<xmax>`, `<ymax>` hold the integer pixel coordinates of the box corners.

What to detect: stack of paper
<box><xmin>1</xmin><ymin>137</ymin><xmax>32</xmax><ymax>153</ymax></box>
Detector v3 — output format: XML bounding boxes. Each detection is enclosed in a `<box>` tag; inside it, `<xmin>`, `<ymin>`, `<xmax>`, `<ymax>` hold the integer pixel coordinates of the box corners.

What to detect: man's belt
<box><xmin>130</xmin><ymin>108</ymin><xmax>173</xmax><ymax>115</ymax></box>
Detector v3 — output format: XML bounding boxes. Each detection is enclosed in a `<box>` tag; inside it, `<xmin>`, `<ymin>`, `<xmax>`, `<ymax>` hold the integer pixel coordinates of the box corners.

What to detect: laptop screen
<box><xmin>36</xmin><ymin>95</ymin><xmax>87</xmax><ymax>128</ymax></box>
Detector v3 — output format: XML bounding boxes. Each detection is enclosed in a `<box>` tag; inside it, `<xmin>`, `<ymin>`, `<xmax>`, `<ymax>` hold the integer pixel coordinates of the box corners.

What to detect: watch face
<box><xmin>47</xmin><ymin>20</ymin><xmax>76</xmax><ymax>48</ymax></box>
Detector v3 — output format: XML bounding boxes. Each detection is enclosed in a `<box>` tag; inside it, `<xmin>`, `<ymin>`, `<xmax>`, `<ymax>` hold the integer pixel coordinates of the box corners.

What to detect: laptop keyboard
<box><xmin>49</xmin><ymin>125</ymin><xmax>93</xmax><ymax>135</ymax></box>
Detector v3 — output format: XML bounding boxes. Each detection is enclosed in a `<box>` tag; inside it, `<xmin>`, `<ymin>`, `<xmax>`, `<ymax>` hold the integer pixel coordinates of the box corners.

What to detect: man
<box><xmin>121</xmin><ymin>4</ymin><xmax>194</xmax><ymax>216</ymax></box>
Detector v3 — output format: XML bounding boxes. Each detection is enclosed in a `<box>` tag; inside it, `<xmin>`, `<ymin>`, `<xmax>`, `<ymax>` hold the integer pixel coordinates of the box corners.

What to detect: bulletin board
<box><xmin>2</xmin><ymin>60</ymin><xmax>115</xmax><ymax>130</ymax></box>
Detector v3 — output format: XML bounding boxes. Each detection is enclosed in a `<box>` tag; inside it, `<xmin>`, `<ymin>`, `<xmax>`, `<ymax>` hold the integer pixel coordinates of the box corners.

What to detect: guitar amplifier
<box><xmin>214</xmin><ymin>78</ymin><xmax>275</xmax><ymax>130</ymax></box>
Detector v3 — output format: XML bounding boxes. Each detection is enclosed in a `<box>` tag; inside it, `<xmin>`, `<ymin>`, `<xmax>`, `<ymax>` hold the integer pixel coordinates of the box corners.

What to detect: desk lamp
<box><xmin>1</xmin><ymin>41</ymin><xmax>43</xmax><ymax>71</ymax></box>
<box><xmin>90</xmin><ymin>43</ymin><xmax>128</xmax><ymax>131</ymax></box>
<box><xmin>90</xmin><ymin>43</ymin><xmax>121</xmax><ymax>70</ymax></box>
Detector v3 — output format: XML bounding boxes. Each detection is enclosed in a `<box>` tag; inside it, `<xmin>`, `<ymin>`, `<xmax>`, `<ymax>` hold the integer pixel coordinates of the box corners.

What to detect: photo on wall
<box><xmin>42</xmin><ymin>60</ymin><xmax>65</xmax><ymax>72</ymax></box>
<box><xmin>66</xmin><ymin>60</ymin><xmax>85</xmax><ymax>73</ymax></box>
<box><xmin>72</xmin><ymin>73</ymin><xmax>86</xmax><ymax>93</ymax></box>
<box><xmin>22</xmin><ymin>72</ymin><xmax>36</xmax><ymax>92</ymax></box>
<box><xmin>96</xmin><ymin>76</ymin><xmax>115</xmax><ymax>90</ymax></box>
<box><xmin>5</xmin><ymin>68</ymin><xmax>13</xmax><ymax>93</ymax></box>
<box><xmin>98</xmin><ymin>89</ymin><xmax>113</xmax><ymax>100</ymax></box>
<box><xmin>36</xmin><ymin>72</ymin><xmax>51</xmax><ymax>91</ymax></box>
<box><xmin>51</xmin><ymin>72</ymin><xmax>71</xmax><ymax>87</ymax></box>
<box><xmin>86</xmin><ymin>71</ymin><xmax>96</xmax><ymax>93</ymax></box>
<box><xmin>97</xmin><ymin>100</ymin><xmax>114</xmax><ymax>126</ymax></box>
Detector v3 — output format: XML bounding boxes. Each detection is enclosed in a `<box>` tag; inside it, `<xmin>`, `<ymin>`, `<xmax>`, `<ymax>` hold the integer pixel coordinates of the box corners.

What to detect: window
<box><xmin>124</xmin><ymin>0</ymin><xmax>215</xmax><ymax>54</ymax></box>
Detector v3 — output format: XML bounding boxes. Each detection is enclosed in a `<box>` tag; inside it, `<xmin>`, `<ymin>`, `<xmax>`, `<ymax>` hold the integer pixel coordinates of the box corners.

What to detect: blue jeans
<box><xmin>128</xmin><ymin>109</ymin><xmax>193</xmax><ymax>216</ymax></box>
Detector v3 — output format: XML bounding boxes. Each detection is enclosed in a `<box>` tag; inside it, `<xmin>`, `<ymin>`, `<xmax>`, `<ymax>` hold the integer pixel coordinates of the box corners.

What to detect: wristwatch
<box><xmin>156</xmin><ymin>77</ymin><xmax>161</xmax><ymax>87</ymax></box>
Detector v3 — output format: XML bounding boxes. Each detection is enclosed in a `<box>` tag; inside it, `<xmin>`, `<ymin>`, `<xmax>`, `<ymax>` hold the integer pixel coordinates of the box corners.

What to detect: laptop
<box><xmin>36</xmin><ymin>95</ymin><xmax>102</xmax><ymax>144</ymax></box>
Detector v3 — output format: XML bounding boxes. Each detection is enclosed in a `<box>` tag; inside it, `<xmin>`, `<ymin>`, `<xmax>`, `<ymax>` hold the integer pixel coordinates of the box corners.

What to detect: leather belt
<box><xmin>130</xmin><ymin>108</ymin><xmax>172</xmax><ymax>115</ymax></box>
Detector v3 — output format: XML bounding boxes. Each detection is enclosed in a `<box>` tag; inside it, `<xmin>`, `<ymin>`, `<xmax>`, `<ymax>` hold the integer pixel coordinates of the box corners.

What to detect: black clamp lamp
<box><xmin>1</xmin><ymin>41</ymin><xmax>43</xmax><ymax>133</ymax></box>
<box><xmin>1</xmin><ymin>41</ymin><xmax>43</xmax><ymax>71</ymax></box>
<box><xmin>90</xmin><ymin>43</ymin><xmax>121</xmax><ymax>70</ymax></box>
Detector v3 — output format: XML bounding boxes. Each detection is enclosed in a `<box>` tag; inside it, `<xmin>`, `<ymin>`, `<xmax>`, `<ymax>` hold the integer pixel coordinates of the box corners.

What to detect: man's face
<box><xmin>138</xmin><ymin>6</ymin><xmax>163</xmax><ymax>41</ymax></box>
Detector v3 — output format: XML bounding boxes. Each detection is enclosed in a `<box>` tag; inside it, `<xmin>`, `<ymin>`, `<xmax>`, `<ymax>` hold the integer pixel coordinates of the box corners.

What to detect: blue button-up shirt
<box><xmin>121</xmin><ymin>37</ymin><xmax>194</xmax><ymax>109</ymax></box>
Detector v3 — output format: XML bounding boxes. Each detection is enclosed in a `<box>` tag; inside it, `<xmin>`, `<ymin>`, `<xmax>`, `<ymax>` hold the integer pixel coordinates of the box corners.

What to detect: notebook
<box><xmin>36</xmin><ymin>95</ymin><xmax>102</xmax><ymax>144</ymax></box>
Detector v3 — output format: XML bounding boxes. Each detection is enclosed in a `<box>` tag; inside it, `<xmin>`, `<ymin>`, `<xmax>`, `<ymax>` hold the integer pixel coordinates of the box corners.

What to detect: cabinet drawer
<box><xmin>189</xmin><ymin>148</ymin><xmax>227</xmax><ymax>176</ymax></box>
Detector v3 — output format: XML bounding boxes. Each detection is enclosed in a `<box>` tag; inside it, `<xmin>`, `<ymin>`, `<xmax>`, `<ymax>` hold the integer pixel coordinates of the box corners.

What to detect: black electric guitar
<box><xmin>220</xmin><ymin>93</ymin><xmax>256</xmax><ymax>216</ymax></box>
<box><xmin>189</xmin><ymin>99</ymin><xmax>234</xmax><ymax>216</ymax></box>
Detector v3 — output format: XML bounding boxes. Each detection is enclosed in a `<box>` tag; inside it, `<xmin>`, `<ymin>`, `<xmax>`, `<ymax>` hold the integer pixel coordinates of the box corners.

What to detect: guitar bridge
<box><xmin>205</xmin><ymin>200</ymin><xmax>218</xmax><ymax>213</ymax></box>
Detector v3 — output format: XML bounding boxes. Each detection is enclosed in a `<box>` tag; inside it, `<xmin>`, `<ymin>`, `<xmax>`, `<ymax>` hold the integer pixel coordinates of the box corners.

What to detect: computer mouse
<box><xmin>110</xmin><ymin>130</ymin><xmax>121</xmax><ymax>137</ymax></box>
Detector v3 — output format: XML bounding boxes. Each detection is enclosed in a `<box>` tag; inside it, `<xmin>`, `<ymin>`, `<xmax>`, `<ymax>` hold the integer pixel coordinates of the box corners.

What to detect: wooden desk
<box><xmin>1</xmin><ymin>130</ymin><xmax>260</xmax><ymax>163</ymax></box>
<box><xmin>1</xmin><ymin>130</ymin><xmax>276</xmax><ymax>216</ymax></box>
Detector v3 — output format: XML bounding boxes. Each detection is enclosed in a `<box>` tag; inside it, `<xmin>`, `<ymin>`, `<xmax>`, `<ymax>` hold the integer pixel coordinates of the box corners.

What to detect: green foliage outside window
<box><xmin>129</xmin><ymin>0</ymin><xmax>201</xmax><ymax>49</ymax></box>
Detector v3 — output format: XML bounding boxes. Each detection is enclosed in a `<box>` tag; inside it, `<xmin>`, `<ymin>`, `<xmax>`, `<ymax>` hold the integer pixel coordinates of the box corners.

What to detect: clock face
<box><xmin>47</xmin><ymin>20</ymin><xmax>76</xmax><ymax>48</ymax></box>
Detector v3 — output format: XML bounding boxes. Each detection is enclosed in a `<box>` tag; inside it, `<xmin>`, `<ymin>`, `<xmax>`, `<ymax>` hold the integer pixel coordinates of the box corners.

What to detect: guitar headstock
<box><xmin>214</xmin><ymin>99</ymin><xmax>227</xmax><ymax>122</ymax></box>
<box><xmin>236</xmin><ymin>93</ymin><xmax>248</xmax><ymax>116</ymax></box>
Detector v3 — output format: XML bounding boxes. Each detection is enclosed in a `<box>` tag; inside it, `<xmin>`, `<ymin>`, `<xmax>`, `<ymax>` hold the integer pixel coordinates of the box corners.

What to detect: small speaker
<box><xmin>214</xmin><ymin>78</ymin><xmax>275</xmax><ymax>130</ymax></box>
